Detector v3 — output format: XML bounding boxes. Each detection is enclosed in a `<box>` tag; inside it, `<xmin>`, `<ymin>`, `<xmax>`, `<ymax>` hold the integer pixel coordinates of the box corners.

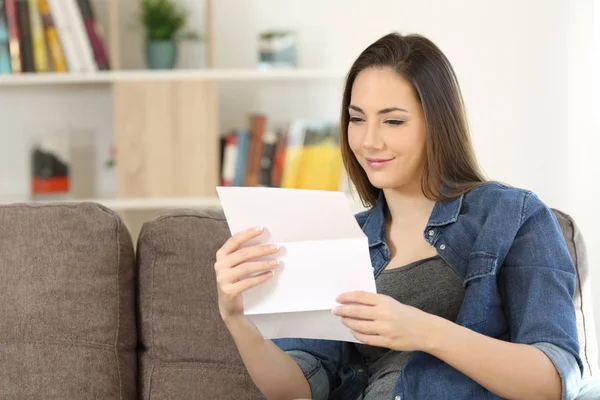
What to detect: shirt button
<box><xmin>428</xmin><ymin>230</ymin><xmax>434</xmax><ymax>236</ymax></box>
<box><xmin>440</xmin><ymin>244</ymin><xmax>446</xmax><ymax>250</ymax></box>
<box><xmin>395</xmin><ymin>396</ymin><xmax>401</xmax><ymax>400</ymax></box>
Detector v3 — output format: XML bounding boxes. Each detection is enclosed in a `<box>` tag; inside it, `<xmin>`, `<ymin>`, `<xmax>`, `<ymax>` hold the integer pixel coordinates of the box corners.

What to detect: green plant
<box><xmin>138</xmin><ymin>0</ymin><xmax>200</xmax><ymax>41</ymax></box>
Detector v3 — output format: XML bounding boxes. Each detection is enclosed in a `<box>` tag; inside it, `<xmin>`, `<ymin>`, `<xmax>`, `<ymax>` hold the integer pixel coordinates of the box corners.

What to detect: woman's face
<box><xmin>347</xmin><ymin>67</ymin><xmax>428</xmax><ymax>192</ymax></box>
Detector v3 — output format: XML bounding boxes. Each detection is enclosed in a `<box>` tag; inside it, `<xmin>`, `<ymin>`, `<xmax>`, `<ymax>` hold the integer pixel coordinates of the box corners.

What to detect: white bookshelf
<box><xmin>0</xmin><ymin>196</ymin><xmax>222</xmax><ymax>210</ymax></box>
<box><xmin>0</xmin><ymin>68</ymin><xmax>346</xmax><ymax>87</ymax></box>
<box><xmin>0</xmin><ymin>194</ymin><xmax>366</xmax><ymax>212</ymax></box>
<box><xmin>94</xmin><ymin>196</ymin><xmax>222</xmax><ymax>210</ymax></box>
<box><xmin>0</xmin><ymin>0</ymin><xmax>346</xmax><ymax>207</ymax></box>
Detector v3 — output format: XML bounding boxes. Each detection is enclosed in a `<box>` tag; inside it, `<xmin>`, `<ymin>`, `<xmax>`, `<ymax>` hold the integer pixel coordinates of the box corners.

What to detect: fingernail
<box><xmin>331</xmin><ymin>307</ymin><xmax>338</xmax><ymax>315</ymax></box>
<box><xmin>269</xmin><ymin>259</ymin><xmax>279</xmax><ymax>266</ymax></box>
<box><xmin>253</xmin><ymin>225</ymin><xmax>264</xmax><ymax>232</ymax></box>
<box><xmin>268</xmin><ymin>244</ymin><xmax>280</xmax><ymax>251</ymax></box>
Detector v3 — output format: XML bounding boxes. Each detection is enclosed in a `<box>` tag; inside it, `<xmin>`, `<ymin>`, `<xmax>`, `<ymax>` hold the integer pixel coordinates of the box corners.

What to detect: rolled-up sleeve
<box><xmin>499</xmin><ymin>192</ymin><xmax>584</xmax><ymax>400</ymax></box>
<box><xmin>273</xmin><ymin>338</ymin><xmax>345</xmax><ymax>399</ymax></box>
<box><xmin>533</xmin><ymin>342</ymin><xmax>582</xmax><ymax>400</ymax></box>
<box><xmin>286</xmin><ymin>350</ymin><xmax>331</xmax><ymax>400</ymax></box>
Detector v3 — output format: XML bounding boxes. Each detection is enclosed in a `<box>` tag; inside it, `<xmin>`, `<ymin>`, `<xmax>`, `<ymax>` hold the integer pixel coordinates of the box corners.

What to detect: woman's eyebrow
<box><xmin>378</xmin><ymin>106</ymin><xmax>409</xmax><ymax>114</ymax></box>
<box><xmin>348</xmin><ymin>105</ymin><xmax>409</xmax><ymax>114</ymax></box>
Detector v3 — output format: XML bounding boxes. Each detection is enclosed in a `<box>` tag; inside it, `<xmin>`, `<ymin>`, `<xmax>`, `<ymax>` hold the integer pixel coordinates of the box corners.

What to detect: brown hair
<box><xmin>340</xmin><ymin>32</ymin><xmax>486</xmax><ymax>207</ymax></box>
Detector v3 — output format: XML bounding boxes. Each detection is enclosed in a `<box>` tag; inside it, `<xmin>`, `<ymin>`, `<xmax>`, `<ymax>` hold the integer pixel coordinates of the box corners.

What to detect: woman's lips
<box><xmin>365</xmin><ymin>157</ymin><xmax>394</xmax><ymax>169</ymax></box>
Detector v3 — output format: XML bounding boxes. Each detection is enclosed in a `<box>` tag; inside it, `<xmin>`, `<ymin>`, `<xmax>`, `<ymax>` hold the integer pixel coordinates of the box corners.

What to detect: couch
<box><xmin>0</xmin><ymin>202</ymin><xmax>598</xmax><ymax>399</ymax></box>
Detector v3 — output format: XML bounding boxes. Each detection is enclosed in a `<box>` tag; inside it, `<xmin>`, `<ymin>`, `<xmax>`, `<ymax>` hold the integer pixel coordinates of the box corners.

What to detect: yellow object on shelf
<box><xmin>281</xmin><ymin>121</ymin><xmax>342</xmax><ymax>191</ymax></box>
<box><xmin>297</xmin><ymin>139</ymin><xmax>343</xmax><ymax>191</ymax></box>
<box><xmin>30</xmin><ymin>0</ymin><xmax>49</xmax><ymax>72</ymax></box>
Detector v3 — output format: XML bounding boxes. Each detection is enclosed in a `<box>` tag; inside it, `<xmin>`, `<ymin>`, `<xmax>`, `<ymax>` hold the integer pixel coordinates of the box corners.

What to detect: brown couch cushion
<box><xmin>137</xmin><ymin>209</ymin><xmax>263</xmax><ymax>400</ymax></box>
<box><xmin>136</xmin><ymin>207</ymin><xmax>598</xmax><ymax>399</ymax></box>
<box><xmin>0</xmin><ymin>203</ymin><xmax>137</xmax><ymax>399</ymax></box>
<box><xmin>552</xmin><ymin>209</ymin><xmax>599</xmax><ymax>378</ymax></box>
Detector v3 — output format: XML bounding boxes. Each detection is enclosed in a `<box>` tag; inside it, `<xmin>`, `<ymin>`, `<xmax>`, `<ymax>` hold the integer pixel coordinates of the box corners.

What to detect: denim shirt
<box><xmin>274</xmin><ymin>182</ymin><xmax>583</xmax><ymax>400</ymax></box>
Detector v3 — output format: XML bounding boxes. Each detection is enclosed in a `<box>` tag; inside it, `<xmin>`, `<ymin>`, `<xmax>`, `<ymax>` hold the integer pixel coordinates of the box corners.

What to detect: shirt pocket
<box><xmin>456</xmin><ymin>252</ymin><xmax>499</xmax><ymax>329</ymax></box>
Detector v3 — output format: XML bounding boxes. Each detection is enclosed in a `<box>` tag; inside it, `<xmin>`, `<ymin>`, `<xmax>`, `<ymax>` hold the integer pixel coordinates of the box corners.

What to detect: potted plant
<box><xmin>138</xmin><ymin>0</ymin><xmax>200</xmax><ymax>70</ymax></box>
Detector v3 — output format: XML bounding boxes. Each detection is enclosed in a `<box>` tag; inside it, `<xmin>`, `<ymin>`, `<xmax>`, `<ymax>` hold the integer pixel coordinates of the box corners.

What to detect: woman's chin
<box><xmin>365</xmin><ymin>173</ymin><xmax>417</xmax><ymax>191</ymax></box>
<box><xmin>366</xmin><ymin>177</ymin><xmax>403</xmax><ymax>190</ymax></box>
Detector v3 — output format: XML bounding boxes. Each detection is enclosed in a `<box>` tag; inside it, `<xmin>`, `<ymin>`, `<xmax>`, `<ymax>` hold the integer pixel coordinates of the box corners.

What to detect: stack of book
<box><xmin>0</xmin><ymin>0</ymin><xmax>110</xmax><ymax>74</ymax></box>
<box><xmin>220</xmin><ymin>115</ymin><xmax>344</xmax><ymax>192</ymax></box>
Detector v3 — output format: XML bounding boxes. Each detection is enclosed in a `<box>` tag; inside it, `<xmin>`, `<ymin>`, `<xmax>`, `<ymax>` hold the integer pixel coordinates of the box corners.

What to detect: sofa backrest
<box><xmin>136</xmin><ymin>207</ymin><xmax>598</xmax><ymax>400</ymax></box>
<box><xmin>0</xmin><ymin>203</ymin><xmax>137</xmax><ymax>400</ymax></box>
<box><xmin>136</xmin><ymin>209</ymin><xmax>263</xmax><ymax>400</ymax></box>
<box><xmin>552</xmin><ymin>209</ymin><xmax>599</xmax><ymax>378</ymax></box>
<box><xmin>1</xmin><ymin>203</ymin><xmax>593</xmax><ymax>399</ymax></box>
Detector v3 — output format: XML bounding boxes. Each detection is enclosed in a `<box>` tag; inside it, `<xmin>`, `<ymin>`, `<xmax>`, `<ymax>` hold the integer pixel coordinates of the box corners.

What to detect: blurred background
<box><xmin>0</xmin><ymin>0</ymin><xmax>599</xmax><ymax>345</ymax></box>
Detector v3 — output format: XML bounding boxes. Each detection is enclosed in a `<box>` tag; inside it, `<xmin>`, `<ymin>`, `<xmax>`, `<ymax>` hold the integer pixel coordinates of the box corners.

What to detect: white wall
<box><xmin>212</xmin><ymin>0</ymin><xmax>578</xmax><ymax>205</ymax></box>
<box><xmin>565</xmin><ymin>0</ymin><xmax>600</xmax><ymax>354</ymax></box>
<box><xmin>0</xmin><ymin>0</ymin><xmax>598</xmax><ymax>351</ymax></box>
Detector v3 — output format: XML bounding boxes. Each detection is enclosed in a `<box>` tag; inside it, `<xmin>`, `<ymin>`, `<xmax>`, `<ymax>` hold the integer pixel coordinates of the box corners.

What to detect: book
<box><xmin>0</xmin><ymin>0</ymin><xmax>110</xmax><ymax>75</ymax></box>
<box><xmin>39</xmin><ymin>0</ymin><xmax>66</xmax><ymax>72</ymax></box>
<box><xmin>233</xmin><ymin>130</ymin><xmax>249</xmax><ymax>186</ymax></box>
<box><xmin>15</xmin><ymin>0</ymin><xmax>33</xmax><ymax>72</ymax></box>
<box><xmin>4</xmin><ymin>0</ymin><xmax>20</xmax><ymax>73</ymax></box>
<box><xmin>62</xmin><ymin>0</ymin><xmax>95</xmax><ymax>71</ymax></box>
<box><xmin>270</xmin><ymin>130</ymin><xmax>287</xmax><ymax>188</ymax></box>
<box><xmin>295</xmin><ymin>122</ymin><xmax>342</xmax><ymax>191</ymax></box>
<box><xmin>281</xmin><ymin>120</ymin><xmax>342</xmax><ymax>191</ymax></box>
<box><xmin>0</xmin><ymin>0</ymin><xmax>11</xmax><ymax>73</ymax></box>
<box><xmin>47</xmin><ymin>0</ymin><xmax>81</xmax><ymax>72</ymax></box>
<box><xmin>219</xmin><ymin>116</ymin><xmax>343</xmax><ymax>192</ymax></box>
<box><xmin>258</xmin><ymin>131</ymin><xmax>277</xmax><ymax>187</ymax></box>
<box><xmin>28</xmin><ymin>0</ymin><xmax>48</xmax><ymax>72</ymax></box>
<box><xmin>76</xmin><ymin>0</ymin><xmax>109</xmax><ymax>69</ymax></box>
<box><xmin>221</xmin><ymin>132</ymin><xmax>238</xmax><ymax>187</ymax></box>
<box><xmin>280</xmin><ymin>120</ymin><xmax>307</xmax><ymax>189</ymax></box>
<box><xmin>244</xmin><ymin>114</ymin><xmax>267</xmax><ymax>186</ymax></box>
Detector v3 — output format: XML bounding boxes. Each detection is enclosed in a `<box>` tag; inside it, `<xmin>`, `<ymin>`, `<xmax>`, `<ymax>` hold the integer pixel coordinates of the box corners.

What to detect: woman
<box><xmin>214</xmin><ymin>33</ymin><xmax>598</xmax><ymax>399</ymax></box>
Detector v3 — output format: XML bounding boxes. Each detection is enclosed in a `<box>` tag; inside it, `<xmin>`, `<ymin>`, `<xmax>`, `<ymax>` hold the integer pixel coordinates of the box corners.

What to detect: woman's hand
<box><xmin>333</xmin><ymin>291</ymin><xmax>439</xmax><ymax>351</ymax></box>
<box><xmin>214</xmin><ymin>226</ymin><xmax>281</xmax><ymax>323</ymax></box>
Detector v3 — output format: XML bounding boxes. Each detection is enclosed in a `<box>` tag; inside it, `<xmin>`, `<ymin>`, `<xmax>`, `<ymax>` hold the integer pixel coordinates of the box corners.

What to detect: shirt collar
<box><xmin>361</xmin><ymin>191</ymin><xmax>387</xmax><ymax>248</ymax></box>
<box><xmin>428</xmin><ymin>193</ymin><xmax>463</xmax><ymax>227</ymax></box>
<box><xmin>361</xmin><ymin>190</ymin><xmax>464</xmax><ymax>248</ymax></box>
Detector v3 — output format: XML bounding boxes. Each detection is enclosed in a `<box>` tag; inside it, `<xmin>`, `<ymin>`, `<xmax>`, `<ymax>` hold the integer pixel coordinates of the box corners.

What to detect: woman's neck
<box><xmin>383</xmin><ymin>186</ymin><xmax>436</xmax><ymax>224</ymax></box>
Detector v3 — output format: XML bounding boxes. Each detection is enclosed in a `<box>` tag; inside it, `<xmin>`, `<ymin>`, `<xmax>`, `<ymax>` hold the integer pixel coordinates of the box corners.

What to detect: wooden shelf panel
<box><xmin>0</xmin><ymin>69</ymin><xmax>346</xmax><ymax>87</ymax></box>
<box><xmin>113</xmin><ymin>79</ymin><xmax>220</xmax><ymax>198</ymax></box>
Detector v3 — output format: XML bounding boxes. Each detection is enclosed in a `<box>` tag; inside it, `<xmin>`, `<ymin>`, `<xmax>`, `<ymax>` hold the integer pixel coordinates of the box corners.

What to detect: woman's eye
<box><xmin>386</xmin><ymin>120</ymin><xmax>405</xmax><ymax>126</ymax></box>
<box><xmin>349</xmin><ymin>117</ymin><xmax>364</xmax><ymax>123</ymax></box>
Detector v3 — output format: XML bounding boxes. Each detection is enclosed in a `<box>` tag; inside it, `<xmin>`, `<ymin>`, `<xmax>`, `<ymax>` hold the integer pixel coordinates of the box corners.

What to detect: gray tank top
<box><xmin>355</xmin><ymin>256</ymin><xmax>465</xmax><ymax>400</ymax></box>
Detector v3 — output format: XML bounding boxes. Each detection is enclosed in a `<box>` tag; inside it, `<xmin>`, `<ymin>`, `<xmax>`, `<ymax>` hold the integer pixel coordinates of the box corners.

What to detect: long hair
<box><xmin>340</xmin><ymin>33</ymin><xmax>486</xmax><ymax>207</ymax></box>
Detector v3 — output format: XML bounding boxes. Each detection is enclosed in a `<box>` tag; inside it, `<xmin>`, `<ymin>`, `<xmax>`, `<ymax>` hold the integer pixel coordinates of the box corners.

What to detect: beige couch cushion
<box><xmin>0</xmin><ymin>203</ymin><xmax>137</xmax><ymax>399</ymax></box>
<box><xmin>137</xmin><ymin>209</ymin><xmax>263</xmax><ymax>400</ymax></box>
<box><xmin>553</xmin><ymin>209</ymin><xmax>599</xmax><ymax>378</ymax></box>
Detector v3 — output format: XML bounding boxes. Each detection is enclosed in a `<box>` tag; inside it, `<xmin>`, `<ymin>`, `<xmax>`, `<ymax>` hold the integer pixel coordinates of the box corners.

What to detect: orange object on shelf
<box><xmin>32</xmin><ymin>176</ymin><xmax>70</xmax><ymax>194</ymax></box>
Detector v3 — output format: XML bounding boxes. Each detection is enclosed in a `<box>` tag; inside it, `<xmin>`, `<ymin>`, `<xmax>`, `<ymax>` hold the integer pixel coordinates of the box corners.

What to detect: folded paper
<box><xmin>217</xmin><ymin>186</ymin><xmax>377</xmax><ymax>342</ymax></box>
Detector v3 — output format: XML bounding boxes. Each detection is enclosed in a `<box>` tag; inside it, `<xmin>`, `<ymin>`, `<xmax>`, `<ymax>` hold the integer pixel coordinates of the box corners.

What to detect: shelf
<box><xmin>0</xmin><ymin>194</ymin><xmax>367</xmax><ymax>212</ymax></box>
<box><xmin>0</xmin><ymin>68</ymin><xmax>347</xmax><ymax>87</ymax></box>
<box><xmin>0</xmin><ymin>197</ymin><xmax>223</xmax><ymax>211</ymax></box>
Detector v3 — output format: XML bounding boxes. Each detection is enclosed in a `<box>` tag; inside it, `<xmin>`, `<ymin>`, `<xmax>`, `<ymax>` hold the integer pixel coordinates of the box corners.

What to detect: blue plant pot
<box><xmin>145</xmin><ymin>40</ymin><xmax>177</xmax><ymax>70</ymax></box>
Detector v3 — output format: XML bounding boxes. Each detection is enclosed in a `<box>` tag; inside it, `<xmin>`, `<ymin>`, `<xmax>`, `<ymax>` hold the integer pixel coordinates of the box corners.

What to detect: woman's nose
<box><xmin>362</xmin><ymin>123</ymin><xmax>384</xmax><ymax>150</ymax></box>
